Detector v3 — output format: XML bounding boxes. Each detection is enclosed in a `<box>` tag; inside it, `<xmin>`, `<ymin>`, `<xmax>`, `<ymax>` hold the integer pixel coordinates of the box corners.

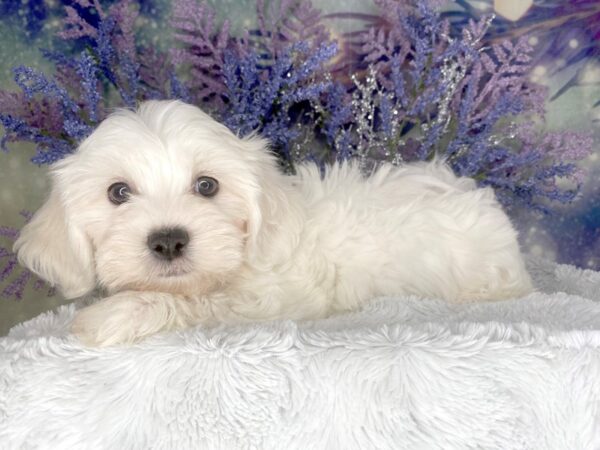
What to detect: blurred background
<box><xmin>1</xmin><ymin>0</ymin><xmax>599</xmax><ymax>334</ymax></box>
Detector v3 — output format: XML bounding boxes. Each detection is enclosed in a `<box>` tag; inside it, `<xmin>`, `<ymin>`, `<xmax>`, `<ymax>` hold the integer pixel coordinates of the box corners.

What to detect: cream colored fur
<box><xmin>14</xmin><ymin>100</ymin><xmax>533</xmax><ymax>346</ymax></box>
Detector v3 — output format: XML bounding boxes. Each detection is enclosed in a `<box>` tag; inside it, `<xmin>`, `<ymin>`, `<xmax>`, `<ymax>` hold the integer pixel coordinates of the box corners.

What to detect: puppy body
<box><xmin>15</xmin><ymin>101</ymin><xmax>532</xmax><ymax>346</ymax></box>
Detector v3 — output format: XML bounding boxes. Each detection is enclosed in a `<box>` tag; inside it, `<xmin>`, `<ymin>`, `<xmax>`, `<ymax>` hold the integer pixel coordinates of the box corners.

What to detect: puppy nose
<box><xmin>147</xmin><ymin>228</ymin><xmax>190</xmax><ymax>261</ymax></box>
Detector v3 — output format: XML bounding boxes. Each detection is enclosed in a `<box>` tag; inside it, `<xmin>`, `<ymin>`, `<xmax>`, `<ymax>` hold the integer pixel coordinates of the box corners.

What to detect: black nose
<box><xmin>147</xmin><ymin>228</ymin><xmax>190</xmax><ymax>261</ymax></box>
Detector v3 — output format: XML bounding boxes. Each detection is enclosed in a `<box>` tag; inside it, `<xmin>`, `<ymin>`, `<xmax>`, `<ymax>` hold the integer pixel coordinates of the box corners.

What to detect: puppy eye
<box><xmin>107</xmin><ymin>182</ymin><xmax>131</xmax><ymax>205</ymax></box>
<box><xmin>194</xmin><ymin>176</ymin><xmax>219</xmax><ymax>197</ymax></box>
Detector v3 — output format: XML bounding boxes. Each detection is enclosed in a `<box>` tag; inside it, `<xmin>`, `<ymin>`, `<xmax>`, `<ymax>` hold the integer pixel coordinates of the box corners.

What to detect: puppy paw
<box><xmin>71</xmin><ymin>294</ymin><xmax>145</xmax><ymax>347</ymax></box>
<box><xmin>70</xmin><ymin>291</ymin><xmax>194</xmax><ymax>347</ymax></box>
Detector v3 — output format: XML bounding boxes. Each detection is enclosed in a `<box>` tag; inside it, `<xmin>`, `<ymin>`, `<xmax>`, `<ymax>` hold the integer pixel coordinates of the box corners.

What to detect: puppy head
<box><xmin>14</xmin><ymin>100</ymin><xmax>281</xmax><ymax>298</ymax></box>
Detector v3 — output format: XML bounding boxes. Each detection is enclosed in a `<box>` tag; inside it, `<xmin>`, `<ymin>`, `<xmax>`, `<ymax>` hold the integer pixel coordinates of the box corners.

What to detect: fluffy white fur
<box><xmin>14</xmin><ymin>100</ymin><xmax>532</xmax><ymax>346</ymax></box>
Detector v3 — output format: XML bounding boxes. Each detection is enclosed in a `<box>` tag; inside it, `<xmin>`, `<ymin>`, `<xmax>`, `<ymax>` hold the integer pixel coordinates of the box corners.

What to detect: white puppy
<box><xmin>15</xmin><ymin>100</ymin><xmax>532</xmax><ymax>346</ymax></box>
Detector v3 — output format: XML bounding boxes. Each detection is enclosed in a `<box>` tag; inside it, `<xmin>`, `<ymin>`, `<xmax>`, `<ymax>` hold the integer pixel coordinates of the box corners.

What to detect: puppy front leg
<box><xmin>71</xmin><ymin>291</ymin><xmax>203</xmax><ymax>347</ymax></box>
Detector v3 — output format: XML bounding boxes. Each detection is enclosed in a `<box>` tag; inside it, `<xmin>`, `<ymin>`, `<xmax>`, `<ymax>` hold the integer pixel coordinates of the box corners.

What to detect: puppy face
<box><xmin>15</xmin><ymin>101</ymin><xmax>275</xmax><ymax>297</ymax></box>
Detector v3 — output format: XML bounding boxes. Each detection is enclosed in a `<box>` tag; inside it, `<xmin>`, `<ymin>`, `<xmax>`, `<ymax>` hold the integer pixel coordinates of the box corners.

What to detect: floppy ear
<box><xmin>14</xmin><ymin>173</ymin><xmax>96</xmax><ymax>299</ymax></box>
<box><xmin>240</xmin><ymin>135</ymin><xmax>304</xmax><ymax>265</ymax></box>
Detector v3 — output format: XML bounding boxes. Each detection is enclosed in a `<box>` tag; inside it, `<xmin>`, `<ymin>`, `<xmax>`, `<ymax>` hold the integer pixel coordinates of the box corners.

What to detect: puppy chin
<box><xmin>138</xmin><ymin>277</ymin><xmax>210</xmax><ymax>296</ymax></box>
<box><xmin>97</xmin><ymin>256</ymin><xmax>240</xmax><ymax>296</ymax></box>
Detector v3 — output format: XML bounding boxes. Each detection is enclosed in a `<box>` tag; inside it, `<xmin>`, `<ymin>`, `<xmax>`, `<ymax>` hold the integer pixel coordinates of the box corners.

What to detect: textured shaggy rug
<box><xmin>1</xmin><ymin>258</ymin><xmax>599</xmax><ymax>450</ymax></box>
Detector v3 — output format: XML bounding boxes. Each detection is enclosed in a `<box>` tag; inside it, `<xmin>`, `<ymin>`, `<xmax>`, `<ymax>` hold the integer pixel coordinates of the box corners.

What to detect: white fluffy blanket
<box><xmin>1</xmin><ymin>258</ymin><xmax>599</xmax><ymax>450</ymax></box>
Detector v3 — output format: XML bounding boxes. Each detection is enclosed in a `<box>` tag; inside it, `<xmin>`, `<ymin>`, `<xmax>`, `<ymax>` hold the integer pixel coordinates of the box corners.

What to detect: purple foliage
<box><xmin>170</xmin><ymin>0</ymin><xmax>233</xmax><ymax>106</ymax></box>
<box><xmin>1</xmin><ymin>62</ymin><xmax>93</xmax><ymax>163</ymax></box>
<box><xmin>0</xmin><ymin>0</ymin><xmax>186</xmax><ymax>165</ymax></box>
<box><xmin>444</xmin><ymin>0</ymin><xmax>600</xmax><ymax>104</ymax></box>
<box><xmin>222</xmin><ymin>41</ymin><xmax>337</xmax><ymax>159</ymax></box>
<box><xmin>0</xmin><ymin>0</ymin><xmax>593</xmax><ymax>204</ymax></box>
<box><xmin>58</xmin><ymin>0</ymin><xmax>105</xmax><ymax>40</ymax></box>
<box><xmin>321</xmin><ymin>3</ymin><xmax>593</xmax><ymax>209</ymax></box>
<box><xmin>319</xmin><ymin>82</ymin><xmax>352</xmax><ymax>150</ymax></box>
<box><xmin>76</xmin><ymin>53</ymin><xmax>102</xmax><ymax>122</ymax></box>
<box><xmin>170</xmin><ymin>0</ymin><xmax>331</xmax><ymax>111</ymax></box>
<box><xmin>254</xmin><ymin>0</ymin><xmax>329</xmax><ymax>55</ymax></box>
<box><xmin>172</xmin><ymin>0</ymin><xmax>337</xmax><ymax>164</ymax></box>
<box><xmin>0</xmin><ymin>81</ymin><xmax>77</xmax><ymax>164</ymax></box>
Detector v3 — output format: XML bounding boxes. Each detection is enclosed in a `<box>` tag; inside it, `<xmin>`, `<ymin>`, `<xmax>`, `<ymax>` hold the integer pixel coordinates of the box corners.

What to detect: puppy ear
<box><xmin>14</xmin><ymin>172</ymin><xmax>95</xmax><ymax>299</ymax></box>
<box><xmin>240</xmin><ymin>135</ymin><xmax>303</xmax><ymax>265</ymax></box>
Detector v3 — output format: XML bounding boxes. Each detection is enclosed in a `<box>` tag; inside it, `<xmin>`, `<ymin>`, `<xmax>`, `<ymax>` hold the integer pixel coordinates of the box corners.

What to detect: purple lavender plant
<box><xmin>170</xmin><ymin>0</ymin><xmax>233</xmax><ymax>107</ymax></box>
<box><xmin>222</xmin><ymin>41</ymin><xmax>336</xmax><ymax>163</ymax></box>
<box><xmin>253</xmin><ymin>0</ymin><xmax>330</xmax><ymax>55</ymax></box>
<box><xmin>171</xmin><ymin>0</ymin><xmax>337</xmax><ymax>167</ymax></box>
<box><xmin>0</xmin><ymin>61</ymin><xmax>93</xmax><ymax>165</ymax></box>
<box><xmin>0</xmin><ymin>0</ymin><xmax>186</xmax><ymax>165</ymax></box>
<box><xmin>444</xmin><ymin>0</ymin><xmax>600</xmax><ymax>104</ymax></box>
<box><xmin>321</xmin><ymin>2</ymin><xmax>593</xmax><ymax>210</ymax></box>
